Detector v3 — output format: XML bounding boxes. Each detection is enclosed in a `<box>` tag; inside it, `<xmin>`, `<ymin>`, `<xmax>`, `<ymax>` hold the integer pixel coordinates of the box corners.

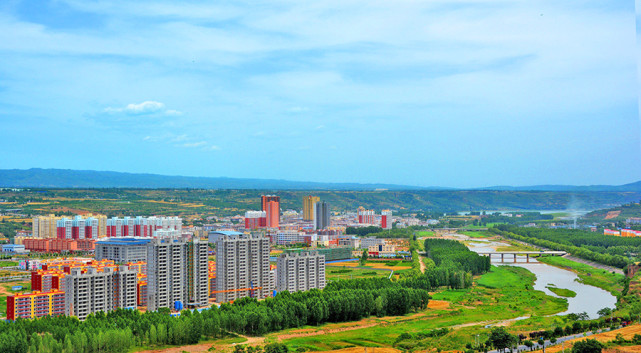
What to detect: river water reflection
<box><xmin>462</xmin><ymin>237</ymin><xmax>617</xmax><ymax>319</ymax></box>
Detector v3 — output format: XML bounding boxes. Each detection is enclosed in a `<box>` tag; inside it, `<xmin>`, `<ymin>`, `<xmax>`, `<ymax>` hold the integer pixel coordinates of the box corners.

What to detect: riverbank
<box><xmin>536</xmin><ymin>256</ymin><xmax>624</xmax><ymax>296</ymax></box>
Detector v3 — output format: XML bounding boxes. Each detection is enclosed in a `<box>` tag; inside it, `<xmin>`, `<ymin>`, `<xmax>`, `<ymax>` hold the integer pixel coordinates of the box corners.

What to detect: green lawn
<box><xmin>458</xmin><ymin>231</ymin><xmax>493</xmax><ymax>238</ymax></box>
<box><xmin>325</xmin><ymin>267</ymin><xmax>392</xmax><ymax>281</ymax></box>
<box><xmin>0</xmin><ymin>261</ymin><xmax>18</xmax><ymax>268</ymax></box>
<box><xmin>537</xmin><ymin>256</ymin><xmax>624</xmax><ymax>296</ymax></box>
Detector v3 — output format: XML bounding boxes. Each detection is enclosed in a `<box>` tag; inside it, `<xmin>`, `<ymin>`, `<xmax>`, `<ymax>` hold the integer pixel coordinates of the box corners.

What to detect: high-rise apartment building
<box><xmin>32</xmin><ymin>215</ymin><xmax>59</xmax><ymax>238</ymax></box>
<box><xmin>276</xmin><ymin>252</ymin><xmax>325</xmax><ymax>293</ymax></box>
<box><xmin>261</xmin><ymin>195</ymin><xmax>280</xmax><ymax>228</ymax></box>
<box><xmin>215</xmin><ymin>234</ymin><xmax>272</xmax><ymax>303</ymax></box>
<box><xmin>146</xmin><ymin>237</ymin><xmax>208</xmax><ymax>311</ymax></box>
<box><xmin>265</xmin><ymin>201</ymin><xmax>280</xmax><ymax>228</ymax></box>
<box><xmin>314</xmin><ymin>201</ymin><xmax>330</xmax><ymax>230</ymax></box>
<box><xmin>381</xmin><ymin>210</ymin><xmax>393</xmax><ymax>229</ymax></box>
<box><xmin>303</xmin><ymin>196</ymin><xmax>320</xmax><ymax>221</ymax></box>
<box><xmin>261</xmin><ymin>195</ymin><xmax>280</xmax><ymax>211</ymax></box>
<box><xmin>358</xmin><ymin>208</ymin><xmax>376</xmax><ymax>224</ymax></box>
<box><xmin>64</xmin><ymin>266</ymin><xmax>137</xmax><ymax>320</ymax></box>
<box><xmin>244</xmin><ymin>210</ymin><xmax>267</xmax><ymax>229</ymax></box>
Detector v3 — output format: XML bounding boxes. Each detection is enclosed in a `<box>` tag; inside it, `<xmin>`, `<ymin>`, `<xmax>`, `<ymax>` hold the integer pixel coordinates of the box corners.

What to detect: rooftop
<box><xmin>96</xmin><ymin>237</ymin><xmax>152</xmax><ymax>246</ymax></box>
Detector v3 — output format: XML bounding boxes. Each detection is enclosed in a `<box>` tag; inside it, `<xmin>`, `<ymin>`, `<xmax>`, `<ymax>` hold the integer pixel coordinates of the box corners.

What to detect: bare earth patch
<box><xmin>605</xmin><ymin>211</ymin><xmax>621</xmax><ymax>219</ymax></box>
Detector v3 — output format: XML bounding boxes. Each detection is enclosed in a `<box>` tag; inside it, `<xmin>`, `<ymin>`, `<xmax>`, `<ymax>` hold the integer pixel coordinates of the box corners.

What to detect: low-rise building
<box><xmin>95</xmin><ymin>238</ymin><xmax>151</xmax><ymax>263</ymax></box>
<box><xmin>1</xmin><ymin>244</ymin><xmax>28</xmax><ymax>254</ymax></box>
<box><xmin>367</xmin><ymin>244</ymin><xmax>396</xmax><ymax>258</ymax></box>
<box><xmin>7</xmin><ymin>290</ymin><xmax>66</xmax><ymax>320</ymax></box>
<box><xmin>359</xmin><ymin>237</ymin><xmax>385</xmax><ymax>249</ymax></box>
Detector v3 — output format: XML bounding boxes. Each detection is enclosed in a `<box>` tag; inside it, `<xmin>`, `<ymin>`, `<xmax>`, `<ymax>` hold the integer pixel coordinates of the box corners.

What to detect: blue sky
<box><xmin>0</xmin><ymin>0</ymin><xmax>638</xmax><ymax>188</ymax></box>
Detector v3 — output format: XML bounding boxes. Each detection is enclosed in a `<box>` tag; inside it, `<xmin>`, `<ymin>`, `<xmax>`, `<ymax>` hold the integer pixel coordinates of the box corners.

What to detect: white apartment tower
<box><xmin>146</xmin><ymin>236</ymin><xmax>208</xmax><ymax>311</ymax></box>
<box><xmin>64</xmin><ymin>266</ymin><xmax>137</xmax><ymax>321</ymax></box>
<box><xmin>276</xmin><ymin>252</ymin><xmax>326</xmax><ymax>293</ymax></box>
<box><xmin>215</xmin><ymin>234</ymin><xmax>272</xmax><ymax>303</ymax></box>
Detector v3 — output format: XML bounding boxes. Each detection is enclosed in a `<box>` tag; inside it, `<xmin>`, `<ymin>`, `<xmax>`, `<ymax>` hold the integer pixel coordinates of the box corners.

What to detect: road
<box><xmin>486</xmin><ymin>329</ymin><xmax>611</xmax><ymax>353</ymax></box>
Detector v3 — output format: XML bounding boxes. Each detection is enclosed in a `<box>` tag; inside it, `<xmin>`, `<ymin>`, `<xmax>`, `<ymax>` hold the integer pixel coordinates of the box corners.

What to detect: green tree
<box><xmin>360</xmin><ymin>249</ymin><xmax>368</xmax><ymax>265</ymax></box>
<box><xmin>597</xmin><ymin>307</ymin><xmax>612</xmax><ymax>317</ymax></box>
<box><xmin>149</xmin><ymin>324</ymin><xmax>157</xmax><ymax>345</ymax></box>
<box><xmin>487</xmin><ymin>327</ymin><xmax>517</xmax><ymax>353</ymax></box>
<box><xmin>571</xmin><ymin>339</ymin><xmax>603</xmax><ymax>353</ymax></box>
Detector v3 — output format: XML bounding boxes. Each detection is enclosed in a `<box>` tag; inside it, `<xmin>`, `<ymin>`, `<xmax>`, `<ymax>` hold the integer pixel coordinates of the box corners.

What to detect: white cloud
<box><xmin>103</xmin><ymin>101</ymin><xmax>181</xmax><ymax>116</ymax></box>
<box><xmin>125</xmin><ymin>101</ymin><xmax>165</xmax><ymax>114</ymax></box>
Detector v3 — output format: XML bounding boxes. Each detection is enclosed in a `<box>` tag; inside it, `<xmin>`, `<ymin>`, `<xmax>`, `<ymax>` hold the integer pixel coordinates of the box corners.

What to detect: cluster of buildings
<box><xmin>31</xmin><ymin>215</ymin><xmax>182</xmax><ymax>240</ymax></box>
<box><xmin>604</xmin><ymin>228</ymin><xmax>641</xmax><ymax>237</ymax></box>
<box><xmin>8</xmin><ymin>229</ymin><xmax>329</xmax><ymax>321</ymax></box>
<box><xmin>357</xmin><ymin>207</ymin><xmax>393</xmax><ymax>230</ymax></box>
<box><xmin>14</xmin><ymin>215</ymin><xmax>184</xmax><ymax>254</ymax></box>
<box><xmin>32</xmin><ymin>214</ymin><xmax>107</xmax><ymax>239</ymax></box>
<box><xmin>7</xmin><ymin>235</ymin><xmax>210</xmax><ymax>320</ymax></box>
<box><xmin>244</xmin><ymin>195</ymin><xmax>280</xmax><ymax>229</ymax></box>
<box><xmin>244</xmin><ymin>195</ymin><xmax>331</xmax><ymax>231</ymax></box>
<box><xmin>8</xmin><ymin>258</ymin><xmax>144</xmax><ymax>321</ymax></box>
<box><xmin>6</xmin><ymin>195</ymin><xmax>425</xmax><ymax>321</ymax></box>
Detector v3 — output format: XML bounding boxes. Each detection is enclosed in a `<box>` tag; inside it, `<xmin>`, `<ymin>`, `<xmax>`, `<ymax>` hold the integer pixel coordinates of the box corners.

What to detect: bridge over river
<box><xmin>475</xmin><ymin>251</ymin><xmax>567</xmax><ymax>263</ymax></box>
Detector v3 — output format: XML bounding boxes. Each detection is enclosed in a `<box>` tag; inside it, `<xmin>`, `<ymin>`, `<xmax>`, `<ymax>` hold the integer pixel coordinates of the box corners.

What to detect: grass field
<box><xmin>279</xmin><ymin>265</ymin><xmax>567</xmax><ymax>352</ymax></box>
<box><xmin>416</xmin><ymin>231</ymin><xmax>435</xmax><ymax>237</ymax></box>
<box><xmin>325</xmin><ymin>267</ymin><xmax>392</xmax><ymax>281</ymax></box>
<box><xmin>537</xmin><ymin>256</ymin><xmax>624</xmax><ymax>296</ymax></box>
<box><xmin>329</xmin><ymin>260</ymin><xmax>412</xmax><ymax>272</ymax></box>
<box><xmin>458</xmin><ymin>230</ymin><xmax>493</xmax><ymax>238</ymax></box>
<box><xmin>546</xmin><ymin>286</ymin><xmax>577</xmax><ymax>298</ymax></box>
<box><xmin>0</xmin><ymin>261</ymin><xmax>18</xmax><ymax>268</ymax></box>
<box><xmin>0</xmin><ymin>280</ymin><xmax>30</xmax><ymax>317</ymax></box>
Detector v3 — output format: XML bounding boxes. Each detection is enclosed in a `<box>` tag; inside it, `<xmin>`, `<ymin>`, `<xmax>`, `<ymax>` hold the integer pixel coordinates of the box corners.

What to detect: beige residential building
<box><xmin>303</xmin><ymin>196</ymin><xmax>320</xmax><ymax>221</ymax></box>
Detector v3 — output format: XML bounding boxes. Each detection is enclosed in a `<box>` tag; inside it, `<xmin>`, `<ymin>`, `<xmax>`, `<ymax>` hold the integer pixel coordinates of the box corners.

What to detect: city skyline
<box><xmin>0</xmin><ymin>1</ymin><xmax>638</xmax><ymax>188</ymax></box>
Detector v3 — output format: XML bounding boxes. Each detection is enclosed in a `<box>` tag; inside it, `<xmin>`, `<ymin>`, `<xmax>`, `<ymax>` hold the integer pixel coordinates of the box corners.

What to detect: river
<box><xmin>455</xmin><ymin>235</ymin><xmax>617</xmax><ymax>319</ymax></box>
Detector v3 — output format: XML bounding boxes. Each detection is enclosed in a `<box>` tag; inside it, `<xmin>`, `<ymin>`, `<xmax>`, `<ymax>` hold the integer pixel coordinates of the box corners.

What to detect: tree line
<box><xmin>0</xmin><ymin>276</ymin><xmax>432</xmax><ymax>353</ymax></box>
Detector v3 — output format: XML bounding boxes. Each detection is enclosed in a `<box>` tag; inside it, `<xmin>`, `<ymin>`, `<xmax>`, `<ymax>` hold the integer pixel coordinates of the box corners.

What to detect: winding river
<box><xmin>456</xmin><ymin>235</ymin><xmax>617</xmax><ymax>319</ymax></box>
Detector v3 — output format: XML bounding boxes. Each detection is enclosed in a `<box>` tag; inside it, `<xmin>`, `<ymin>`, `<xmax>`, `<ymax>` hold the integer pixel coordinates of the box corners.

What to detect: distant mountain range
<box><xmin>0</xmin><ymin>168</ymin><xmax>640</xmax><ymax>192</ymax></box>
<box><xmin>0</xmin><ymin>168</ymin><xmax>434</xmax><ymax>190</ymax></box>
<box><xmin>479</xmin><ymin>182</ymin><xmax>641</xmax><ymax>192</ymax></box>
